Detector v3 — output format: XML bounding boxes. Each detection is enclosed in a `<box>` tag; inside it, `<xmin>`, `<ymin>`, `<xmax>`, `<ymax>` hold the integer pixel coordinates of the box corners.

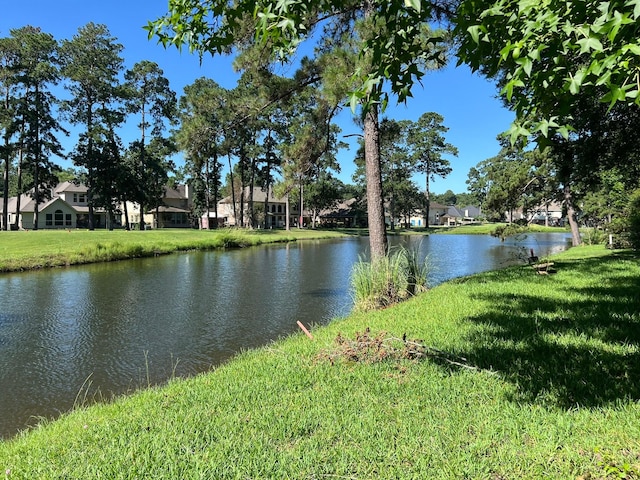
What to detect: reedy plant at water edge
<box><xmin>351</xmin><ymin>245</ymin><xmax>429</xmax><ymax>312</ymax></box>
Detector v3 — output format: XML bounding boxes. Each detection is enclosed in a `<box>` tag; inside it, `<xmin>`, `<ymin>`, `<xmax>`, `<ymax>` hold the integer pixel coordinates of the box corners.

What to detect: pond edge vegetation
<box><xmin>351</xmin><ymin>244</ymin><xmax>429</xmax><ymax>312</ymax></box>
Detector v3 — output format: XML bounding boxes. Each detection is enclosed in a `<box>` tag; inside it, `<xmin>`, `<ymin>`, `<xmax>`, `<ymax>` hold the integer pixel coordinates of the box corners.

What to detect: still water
<box><xmin>0</xmin><ymin>233</ymin><xmax>570</xmax><ymax>439</ymax></box>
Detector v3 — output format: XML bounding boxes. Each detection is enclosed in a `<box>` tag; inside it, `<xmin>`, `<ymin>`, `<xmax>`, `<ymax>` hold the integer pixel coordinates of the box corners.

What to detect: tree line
<box><xmin>1</xmin><ymin>21</ymin><xmax>464</xmax><ymax>233</ymax></box>
<box><xmin>0</xmin><ymin>23</ymin><xmax>176</xmax><ymax>231</ymax></box>
<box><xmin>148</xmin><ymin>0</ymin><xmax>640</xmax><ymax>256</ymax></box>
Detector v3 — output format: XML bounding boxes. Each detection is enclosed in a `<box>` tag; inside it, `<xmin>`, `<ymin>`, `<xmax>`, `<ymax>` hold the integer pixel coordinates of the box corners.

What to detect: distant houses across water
<box><xmin>3</xmin><ymin>182</ymin><xmax>490</xmax><ymax>231</ymax></box>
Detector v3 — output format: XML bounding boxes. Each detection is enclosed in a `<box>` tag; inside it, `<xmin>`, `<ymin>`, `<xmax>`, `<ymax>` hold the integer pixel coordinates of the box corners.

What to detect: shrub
<box><xmin>491</xmin><ymin>223</ymin><xmax>527</xmax><ymax>240</ymax></box>
<box><xmin>582</xmin><ymin>227</ymin><xmax>607</xmax><ymax>246</ymax></box>
<box><xmin>351</xmin><ymin>246</ymin><xmax>429</xmax><ymax>312</ymax></box>
<box><xmin>629</xmin><ymin>189</ymin><xmax>640</xmax><ymax>250</ymax></box>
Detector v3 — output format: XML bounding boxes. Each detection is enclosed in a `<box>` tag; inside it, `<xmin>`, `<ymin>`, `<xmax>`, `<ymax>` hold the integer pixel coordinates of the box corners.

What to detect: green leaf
<box><xmin>516</xmin><ymin>57</ymin><xmax>533</xmax><ymax>76</ymax></box>
<box><xmin>538</xmin><ymin>119</ymin><xmax>549</xmax><ymax>137</ymax></box>
<box><xmin>404</xmin><ymin>0</ymin><xmax>421</xmax><ymax>13</ymax></box>
<box><xmin>632</xmin><ymin>0</ymin><xmax>640</xmax><ymax>19</ymax></box>
<box><xmin>594</xmin><ymin>70</ymin><xmax>612</xmax><ymax>86</ymax></box>
<box><xmin>528</xmin><ymin>47</ymin><xmax>542</xmax><ymax>61</ymax></box>
<box><xmin>349</xmin><ymin>93</ymin><xmax>359</xmax><ymax>113</ymax></box>
<box><xmin>467</xmin><ymin>25</ymin><xmax>482</xmax><ymax>44</ymax></box>
<box><xmin>517</xmin><ymin>0</ymin><xmax>539</xmax><ymax>15</ymax></box>
<box><xmin>622</xmin><ymin>43</ymin><xmax>640</xmax><ymax>55</ymax></box>
<box><xmin>568</xmin><ymin>68</ymin><xmax>586</xmax><ymax>94</ymax></box>
<box><xmin>508</xmin><ymin>122</ymin><xmax>530</xmax><ymax>143</ymax></box>
<box><xmin>577</xmin><ymin>36</ymin><xmax>604</xmax><ymax>53</ymax></box>
<box><xmin>603</xmin><ymin>84</ymin><xmax>628</xmax><ymax>108</ymax></box>
<box><xmin>557</xmin><ymin>126</ymin><xmax>571</xmax><ymax>139</ymax></box>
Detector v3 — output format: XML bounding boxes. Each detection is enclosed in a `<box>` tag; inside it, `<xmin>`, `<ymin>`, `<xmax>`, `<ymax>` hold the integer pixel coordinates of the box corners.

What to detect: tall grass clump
<box><xmin>582</xmin><ymin>227</ymin><xmax>608</xmax><ymax>245</ymax></box>
<box><xmin>351</xmin><ymin>246</ymin><xmax>429</xmax><ymax>312</ymax></box>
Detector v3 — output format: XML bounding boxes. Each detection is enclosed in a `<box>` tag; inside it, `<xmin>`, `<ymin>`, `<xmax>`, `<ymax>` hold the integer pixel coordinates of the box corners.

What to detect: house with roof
<box><xmin>405</xmin><ymin>202</ymin><xmax>449</xmax><ymax>227</ymax></box>
<box><xmin>126</xmin><ymin>184</ymin><xmax>194</xmax><ymax>229</ymax></box>
<box><xmin>506</xmin><ymin>201</ymin><xmax>563</xmax><ymax>226</ymax></box>
<box><xmin>3</xmin><ymin>182</ymin><xmax>109</xmax><ymax>230</ymax></box>
<box><xmin>4</xmin><ymin>181</ymin><xmax>196</xmax><ymax>230</ymax></box>
<box><xmin>216</xmin><ymin>186</ymin><xmax>303</xmax><ymax>228</ymax></box>
<box><xmin>440</xmin><ymin>205</ymin><xmax>481</xmax><ymax>226</ymax></box>
<box><xmin>317</xmin><ymin>198</ymin><xmax>364</xmax><ymax>228</ymax></box>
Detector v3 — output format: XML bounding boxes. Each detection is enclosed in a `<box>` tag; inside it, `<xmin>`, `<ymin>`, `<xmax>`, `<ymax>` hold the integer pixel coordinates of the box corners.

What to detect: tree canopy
<box><xmin>455</xmin><ymin>0</ymin><xmax>640</xmax><ymax>140</ymax></box>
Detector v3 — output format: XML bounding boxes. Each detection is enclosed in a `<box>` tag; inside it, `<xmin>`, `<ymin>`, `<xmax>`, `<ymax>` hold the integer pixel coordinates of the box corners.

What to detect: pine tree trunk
<box><xmin>564</xmin><ymin>184</ymin><xmax>582</xmax><ymax>246</ymax></box>
<box><xmin>228</xmin><ymin>154</ymin><xmax>237</xmax><ymax>227</ymax></box>
<box><xmin>545</xmin><ymin>203</ymin><xmax>549</xmax><ymax>227</ymax></box>
<box><xmin>124</xmin><ymin>202</ymin><xmax>130</xmax><ymax>230</ymax></box>
<box><xmin>285</xmin><ymin>193</ymin><xmax>290</xmax><ymax>231</ymax></box>
<box><xmin>249</xmin><ymin>158</ymin><xmax>256</xmax><ymax>228</ymax></box>
<box><xmin>363</xmin><ymin>103</ymin><xmax>387</xmax><ymax>260</ymax></box>
<box><xmin>424</xmin><ymin>174</ymin><xmax>431</xmax><ymax>228</ymax></box>
<box><xmin>14</xmin><ymin>126</ymin><xmax>24</xmax><ymax>230</ymax></box>
<box><xmin>33</xmin><ymin>85</ymin><xmax>41</xmax><ymax>231</ymax></box>
<box><xmin>205</xmin><ymin>157</ymin><xmax>211</xmax><ymax>229</ymax></box>
<box><xmin>299</xmin><ymin>181</ymin><xmax>304</xmax><ymax>228</ymax></box>
<box><xmin>264</xmin><ymin>184</ymin><xmax>269</xmax><ymax>229</ymax></box>
<box><xmin>2</xmin><ymin>87</ymin><xmax>10</xmax><ymax>231</ymax></box>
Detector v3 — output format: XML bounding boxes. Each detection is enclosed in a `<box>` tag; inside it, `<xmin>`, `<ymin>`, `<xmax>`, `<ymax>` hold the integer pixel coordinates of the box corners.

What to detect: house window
<box><xmin>46</xmin><ymin>214</ymin><xmax>53</xmax><ymax>226</ymax></box>
<box><xmin>271</xmin><ymin>205</ymin><xmax>276</xmax><ymax>213</ymax></box>
<box><xmin>277</xmin><ymin>205</ymin><xmax>282</xmax><ymax>213</ymax></box>
<box><xmin>65</xmin><ymin>214</ymin><xmax>72</xmax><ymax>226</ymax></box>
<box><xmin>73</xmin><ymin>193</ymin><xmax>87</xmax><ymax>204</ymax></box>
<box><xmin>170</xmin><ymin>213</ymin><xmax>186</xmax><ymax>225</ymax></box>
<box><xmin>54</xmin><ymin>210</ymin><xmax>64</xmax><ymax>226</ymax></box>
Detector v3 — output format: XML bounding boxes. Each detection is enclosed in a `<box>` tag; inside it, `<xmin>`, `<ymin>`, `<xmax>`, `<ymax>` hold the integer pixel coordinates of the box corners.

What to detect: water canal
<box><xmin>0</xmin><ymin>232</ymin><xmax>571</xmax><ymax>438</ymax></box>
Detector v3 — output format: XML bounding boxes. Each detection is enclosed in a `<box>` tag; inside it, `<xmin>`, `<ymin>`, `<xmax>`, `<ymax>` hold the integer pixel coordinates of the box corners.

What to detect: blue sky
<box><xmin>2</xmin><ymin>0</ymin><xmax>514</xmax><ymax>194</ymax></box>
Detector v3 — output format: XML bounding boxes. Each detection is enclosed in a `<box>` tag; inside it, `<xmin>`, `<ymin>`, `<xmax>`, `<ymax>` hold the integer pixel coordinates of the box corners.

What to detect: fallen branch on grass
<box><xmin>316</xmin><ymin>328</ymin><xmax>497</xmax><ymax>375</ymax></box>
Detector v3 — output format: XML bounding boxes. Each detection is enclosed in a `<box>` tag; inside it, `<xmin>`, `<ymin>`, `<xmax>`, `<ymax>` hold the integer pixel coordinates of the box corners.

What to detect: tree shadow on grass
<box><xmin>451</xmin><ymin>252</ymin><xmax>640</xmax><ymax>409</ymax></box>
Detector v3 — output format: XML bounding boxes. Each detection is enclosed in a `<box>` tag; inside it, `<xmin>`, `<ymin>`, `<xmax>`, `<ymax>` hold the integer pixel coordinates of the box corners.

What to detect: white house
<box><xmin>441</xmin><ymin>205</ymin><xmax>482</xmax><ymax>226</ymax></box>
<box><xmin>506</xmin><ymin>201</ymin><xmax>563</xmax><ymax>226</ymax></box>
<box><xmin>406</xmin><ymin>202</ymin><xmax>449</xmax><ymax>227</ymax></box>
<box><xmin>4</xmin><ymin>182</ymin><xmax>195</xmax><ymax>230</ymax></box>
<box><xmin>3</xmin><ymin>182</ymin><xmax>108</xmax><ymax>230</ymax></box>
<box><xmin>216</xmin><ymin>186</ymin><xmax>302</xmax><ymax>228</ymax></box>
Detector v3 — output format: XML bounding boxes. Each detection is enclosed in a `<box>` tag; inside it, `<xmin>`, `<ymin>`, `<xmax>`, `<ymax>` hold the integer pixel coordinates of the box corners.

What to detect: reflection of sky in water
<box><xmin>394</xmin><ymin>232</ymin><xmax>572</xmax><ymax>286</ymax></box>
<box><xmin>0</xmin><ymin>233</ymin><xmax>571</xmax><ymax>439</ymax></box>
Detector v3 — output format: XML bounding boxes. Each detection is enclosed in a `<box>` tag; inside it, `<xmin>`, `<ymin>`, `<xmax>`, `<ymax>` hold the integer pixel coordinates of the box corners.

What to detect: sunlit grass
<box><xmin>438</xmin><ymin>223</ymin><xmax>568</xmax><ymax>235</ymax></box>
<box><xmin>0</xmin><ymin>228</ymin><xmax>347</xmax><ymax>272</ymax></box>
<box><xmin>1</xmin><ymin>245</ymin><xmax>638</xmax><ymax>479</ymax></box>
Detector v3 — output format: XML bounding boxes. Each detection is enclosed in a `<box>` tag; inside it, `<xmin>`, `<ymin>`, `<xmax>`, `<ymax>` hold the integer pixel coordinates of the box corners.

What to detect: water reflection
<box><xmin>0</xmin><ymin>233</ymin><xmax>570</xmax><ymax>438</ymax></box>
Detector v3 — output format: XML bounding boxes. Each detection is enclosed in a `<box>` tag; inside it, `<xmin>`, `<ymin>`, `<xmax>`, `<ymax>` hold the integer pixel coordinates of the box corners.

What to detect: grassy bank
<box><xmin>0</xmin><ymin>228</ymin><xmax>348</xmax><ymax>273</ymax></box>
<box><xmin>1</xmin><ymin>245</ymin><xmax>638</xmax><ymax>479</ymax></box>
<box><xmin>436</xmin><ymin>223</ymin><xmax>568</xmax><ymax>235</ymax></box>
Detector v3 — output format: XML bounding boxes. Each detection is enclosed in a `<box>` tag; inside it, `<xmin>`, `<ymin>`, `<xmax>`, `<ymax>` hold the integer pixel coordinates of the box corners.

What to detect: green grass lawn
<box><xmin>435</xmin><ymin>222</ymin><xmax>569</xmax><ymax>235</ymax></box>
<box><xmin>1</xmin><ymin>245</ymin><xmax>638</xmax><ymax>479</ymax></box>
<box><xmin>0</xmin><ymin>228</ymin><xmax>349</xmax><ymax>272</ymax></box>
